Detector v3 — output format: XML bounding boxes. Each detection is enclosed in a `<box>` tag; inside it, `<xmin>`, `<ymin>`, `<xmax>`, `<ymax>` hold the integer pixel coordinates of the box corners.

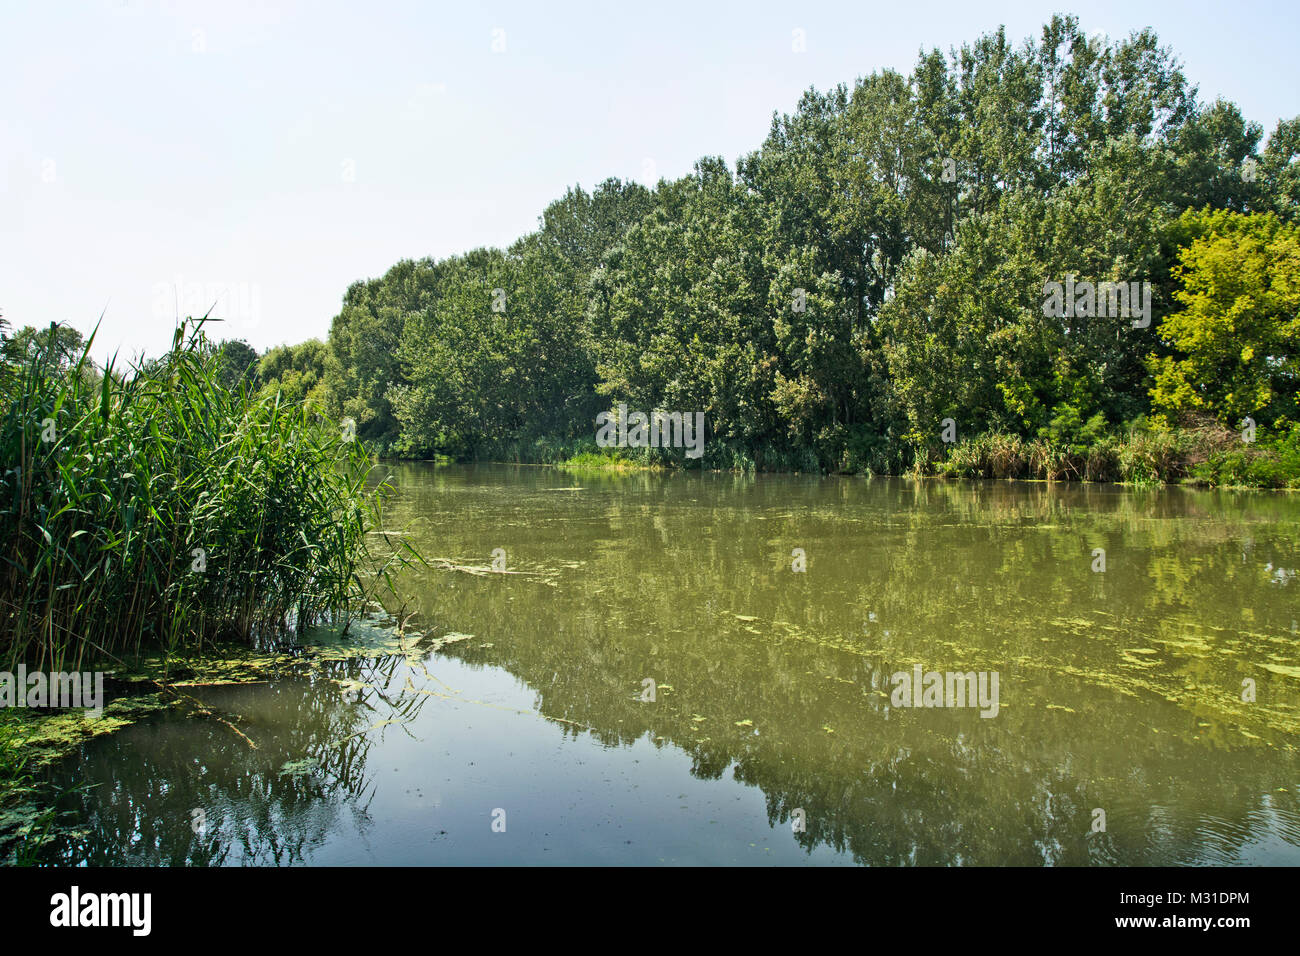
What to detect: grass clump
<box><xmin>560</xmin><ymin>449</ymin><xmax>656</xmax><ymax>473</ymax></box>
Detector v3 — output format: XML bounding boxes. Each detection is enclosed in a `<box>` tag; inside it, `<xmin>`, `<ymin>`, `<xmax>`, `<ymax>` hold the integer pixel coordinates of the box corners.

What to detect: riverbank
<box><xmin>387</xmin><ymin>421</ymin><xmax>1300</xmax><ymax>489</ymax></box>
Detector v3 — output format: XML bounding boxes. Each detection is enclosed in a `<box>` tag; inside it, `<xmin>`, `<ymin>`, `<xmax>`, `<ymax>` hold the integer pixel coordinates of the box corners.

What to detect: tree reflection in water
<box><xmin>39</xmin><ymin>651</ymin><xmax>430</xmax><ymax>866</ymax></box>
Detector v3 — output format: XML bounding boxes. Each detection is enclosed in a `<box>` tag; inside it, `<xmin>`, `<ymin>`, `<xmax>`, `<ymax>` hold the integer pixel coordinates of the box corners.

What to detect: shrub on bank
<box><xmin>1191</xmin><ymin>424</ymin><xmax>1300</xmax><ymax>489</ymax></box>
<box><xmin>927</xmin><ymin>421</ymin><xmax>1299</xmax><ymax>487</ymax></box>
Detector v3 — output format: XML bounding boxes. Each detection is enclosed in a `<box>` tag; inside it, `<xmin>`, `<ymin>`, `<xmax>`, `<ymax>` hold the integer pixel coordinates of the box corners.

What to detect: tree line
<box><xmin>15</xmin><ymin>15</ymin><xmax>1296</xmax><ymax>484</ymax></box>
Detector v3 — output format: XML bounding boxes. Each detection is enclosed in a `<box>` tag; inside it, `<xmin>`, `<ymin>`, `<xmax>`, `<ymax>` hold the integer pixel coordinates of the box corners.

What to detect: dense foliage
<box><xmin>300</xmin><ymin>17</ymin><xmax>1298</xmax><ymax>482</ymax></box>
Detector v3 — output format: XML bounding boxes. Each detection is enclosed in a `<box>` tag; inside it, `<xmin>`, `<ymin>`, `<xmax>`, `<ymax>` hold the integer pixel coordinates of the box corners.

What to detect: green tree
<box><xmin>213</xmin><ymin>338</ymin><xmax>259</xmax><ymax>391</ymax></box>
<box><xmin>6</xmin><ymin>323</ymin><xmax>87</xmax><ymax>367</ymax></box>
<box><xmin>258</xmin><ymin>339</ymin><xmax>330</xmax><ymax>408</ymax></box>
<box><xmin>1261</xmin><ymin>117</ymin><xmax>1300</xmax><ymax>222</ymax></box>
<box><xmin>324</xmin><ymin>263</ymin><xmax>430</xmax><ymax>449</ymax></box>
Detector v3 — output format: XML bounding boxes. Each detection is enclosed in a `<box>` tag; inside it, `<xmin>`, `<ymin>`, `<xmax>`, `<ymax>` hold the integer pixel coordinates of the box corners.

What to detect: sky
<box><xmin>2</xmin><ymin>0</ymin><xmax>1297</xmax><ymax>363</ymax></box>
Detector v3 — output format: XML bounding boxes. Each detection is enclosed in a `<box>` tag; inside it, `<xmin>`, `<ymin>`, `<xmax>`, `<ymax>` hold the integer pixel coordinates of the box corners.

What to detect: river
<box><xmin>37</xmin><ymin>464</ymin><xmax>1300</xmax><ymax>865</ymax></box>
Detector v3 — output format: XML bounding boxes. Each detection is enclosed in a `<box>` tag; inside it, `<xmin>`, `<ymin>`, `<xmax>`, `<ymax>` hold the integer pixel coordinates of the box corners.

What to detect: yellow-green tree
<box><xmin>1150</xmin><ymin>209</ymin><xmax>1300</xmax><ymax>428</ymax></box>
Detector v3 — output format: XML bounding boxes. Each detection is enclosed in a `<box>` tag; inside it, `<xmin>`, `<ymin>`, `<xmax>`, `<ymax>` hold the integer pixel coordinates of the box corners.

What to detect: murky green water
<box><xmin>36</xmin><ymin>465</ymin><xmax>1300</xmax><ymax>864</ymax></box>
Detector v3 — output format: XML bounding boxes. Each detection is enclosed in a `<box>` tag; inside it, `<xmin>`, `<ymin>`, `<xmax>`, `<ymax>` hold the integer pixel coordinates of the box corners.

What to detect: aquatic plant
<box><xmin>0</xmin><ymin>318</ymin><xmax>417</xmax><ymax>671</ymax></box>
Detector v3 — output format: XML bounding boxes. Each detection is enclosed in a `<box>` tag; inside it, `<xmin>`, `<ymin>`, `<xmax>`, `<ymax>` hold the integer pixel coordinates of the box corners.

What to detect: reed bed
<box><xmin>1</xmin><ymin>319</ymin><xmax>414</xmax><ymax>671</ymax></box>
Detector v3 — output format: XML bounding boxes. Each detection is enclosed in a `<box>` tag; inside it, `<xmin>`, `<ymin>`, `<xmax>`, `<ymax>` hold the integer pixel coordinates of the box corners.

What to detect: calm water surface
<box><xmin>40</xmin><ymin>465</ymin><xmax>1300</xmax><ymax>865</ymax></box>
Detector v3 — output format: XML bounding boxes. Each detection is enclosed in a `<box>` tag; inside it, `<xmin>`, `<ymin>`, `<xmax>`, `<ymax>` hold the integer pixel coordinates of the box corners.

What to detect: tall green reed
<box><xmin>1</xmin><ymin>319</ymin><xmax>415</xmax><ymax>671</ymax></box>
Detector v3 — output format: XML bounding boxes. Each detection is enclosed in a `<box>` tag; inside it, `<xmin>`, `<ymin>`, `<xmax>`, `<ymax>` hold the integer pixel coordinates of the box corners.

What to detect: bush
<box><xmin>1194</xmin><ymin>423</ymin><xmax>1300</xmax><ymax>488</ymax></box>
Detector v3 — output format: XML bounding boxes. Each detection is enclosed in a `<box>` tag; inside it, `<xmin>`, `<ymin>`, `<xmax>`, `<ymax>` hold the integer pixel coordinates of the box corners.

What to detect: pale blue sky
<box><xmin>2</xmin><ymin>0</ymin><xmax>1296</xmax><ymax>362</ymax></box>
